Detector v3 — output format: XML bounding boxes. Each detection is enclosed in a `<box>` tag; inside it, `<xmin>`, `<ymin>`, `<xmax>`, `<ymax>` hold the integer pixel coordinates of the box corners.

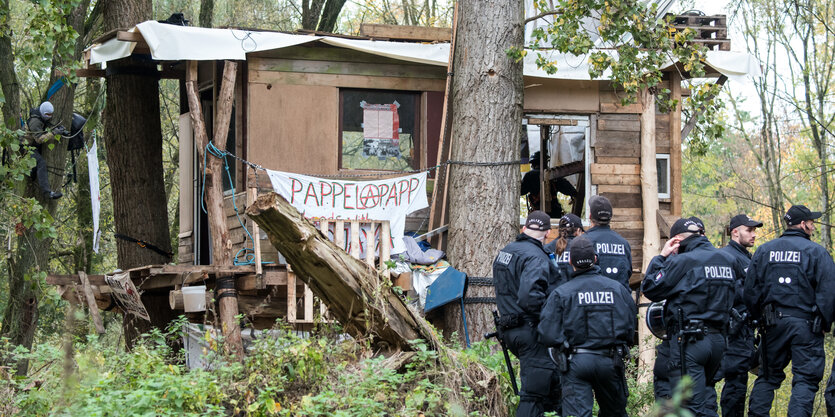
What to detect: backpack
<box><xmin>67</xmin><ymin>113</ymin><xmax>86</xmax><ymax>152</ymax></box>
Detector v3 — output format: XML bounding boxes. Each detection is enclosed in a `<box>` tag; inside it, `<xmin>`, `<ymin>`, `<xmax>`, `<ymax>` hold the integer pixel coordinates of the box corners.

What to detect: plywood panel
<box><xmin>247</xmin><ymin>83</ymin><xmax>339</xmax><ymax>174</ymax></box>
<box><xmin>524</xmin><ymin>78</ymin><xmax>599</xmax><ymax>113</ymax></box>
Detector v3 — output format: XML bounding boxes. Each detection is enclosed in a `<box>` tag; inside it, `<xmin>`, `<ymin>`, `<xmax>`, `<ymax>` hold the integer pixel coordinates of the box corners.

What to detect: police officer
<box><xmin>584</xmin><ymin>195</ymin><xmax>632</xmax><ymax>288</ymax></box>
<box><xmin>539</xmin><ymin>237</ymin><xmax>636</xmax><ymax>417</ymax></box>
<box><xmin>714</xmin><ymin>214</ymin><xmax>762</xmax><ymax>417</ymax></box>
<box><xmin>544</xmin><ymin>213</ymin><xmax>584</xmax><ymax>287</ymax></box>
<box><xmin>493</xmin><ymin>210</ymin><xmax>560</xmax><ymax>417</ymax></box>
<box><xmin>642</xmin><ymin>217</ymin><xmax>737</xmax><ymax>417</ymax></box>
<box><xmin>744</xmin><ymin>205</ymin><xmax>835</xmax><ymax>417</ymax></box>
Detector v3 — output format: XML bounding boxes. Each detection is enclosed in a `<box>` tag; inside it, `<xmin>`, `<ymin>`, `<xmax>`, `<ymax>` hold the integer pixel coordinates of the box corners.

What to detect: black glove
<box><xmin>52</xmin><ymin>125</ymin><xmax>68</xmax><ymax>136</ymax></box>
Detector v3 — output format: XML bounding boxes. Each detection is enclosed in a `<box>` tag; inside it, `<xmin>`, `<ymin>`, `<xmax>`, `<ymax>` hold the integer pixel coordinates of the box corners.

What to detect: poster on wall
<box><xmin>105</xmin><ymin>272</ymin><xmax>150</xmax><ymax>322</ymax></box>
<box><xmin>266</xmin><ymin>170</ymin><xmax>428</xmax><ymax>254</ymax></box>
<box><xmin>361</xmin><ymin>101</ymin><xmax>401</xmax><ymax>160</ymax></box>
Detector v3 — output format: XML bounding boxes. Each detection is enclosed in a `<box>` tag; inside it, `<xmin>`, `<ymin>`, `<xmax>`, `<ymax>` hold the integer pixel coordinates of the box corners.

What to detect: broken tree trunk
<box><xmin>246</xmin><ymin>192</ymin><xmax>440</xmax><ymax>351</ymax></box>
<box><xmin>185</xmin><ymin>60</ymin><xmax>243</xmax><ymax>358</ymax></box>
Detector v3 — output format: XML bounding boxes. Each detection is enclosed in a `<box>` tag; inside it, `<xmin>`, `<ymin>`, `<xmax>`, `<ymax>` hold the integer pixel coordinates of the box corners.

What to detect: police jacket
<box><xmin>743</xmin><ymin>228</ymin><xmax>835</xmax><ymax>325</ymax></box>
<box><xmin>493</xmin><ymin>233</ymin><xmax>557</xmax><ymax>320</ymax></box>
<box><xmin>544</xmin><ymin>236</ymin><xmax>573</xmax><ymax>287</ymax></box>
<box><xmin>720</xmin><ymin>240</ymin><xmax>752</xmax><ymax>314</ymax></box>
<box><xmin>583</xmin><ymin>225</ymin><xmax>632</xmax><ymax>288</ymax></box>
<box><xmin>538</xmin><ymin>266</ymin><xmax>637</xmax><ymax>349</ymax></box>
<box><xmin>642</xmin><ymin>235</ymin><xmax>737</xmax><ymax>329</ymax></box>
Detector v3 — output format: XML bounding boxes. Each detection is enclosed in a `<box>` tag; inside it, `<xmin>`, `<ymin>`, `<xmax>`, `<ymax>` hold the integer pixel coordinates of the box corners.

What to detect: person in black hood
<box><xmin>539</xmin><ymin>237</ymin><xmax>635</xmax><ymax>417</ymax></box>
<box><xmin>492</xmin><ymin>210</ymin><xmax>561</xmax><ymax>417</ymax></box>
<box><xmin>744</xmin><ymin>205</ymin><xmax>835</xmax><ymax>417</ymax></box>
<box><xmin>544</xmin><ymin>213</ymin><xmax>583</xmax><ymax>287</ymax></box>
<box><xmin>583</xmin><ymin>195</ymin><xmax>632</xmax><ymax>288</ymax></box>
<box><xmin>642</xmin><ymin>216</ymin><xmax>738</xmax><ymax>417</ymax></box>
<box><xmin>716</xmin><ymin>214</ymin><xmax>762</xmax><ymax>417</ymax></box>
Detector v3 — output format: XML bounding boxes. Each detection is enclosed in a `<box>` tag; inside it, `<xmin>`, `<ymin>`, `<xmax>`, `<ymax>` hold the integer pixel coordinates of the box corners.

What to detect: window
<box><xmin>339</xmin><ymin>89</ymin><xmax>420</xmax><ymax>171</ymax></box>
<box><xmin>656</xmin><ymin>153</ymin><xmax>670</xmax><ymax>199</ymax></box>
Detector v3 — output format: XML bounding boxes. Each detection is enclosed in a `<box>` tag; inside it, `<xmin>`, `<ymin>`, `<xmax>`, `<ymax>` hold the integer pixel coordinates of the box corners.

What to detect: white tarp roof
<box><xmin>88</xmin><ymin>20</ymin><xmax>760</xmax><ymax>82</ymax></box>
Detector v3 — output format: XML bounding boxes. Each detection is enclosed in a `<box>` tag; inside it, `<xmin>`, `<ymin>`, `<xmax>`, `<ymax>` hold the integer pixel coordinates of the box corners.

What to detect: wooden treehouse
<box><xmin>47</xmin><ymin>13</ymin><xmax>757</xmax><ymax>348</ymax></box>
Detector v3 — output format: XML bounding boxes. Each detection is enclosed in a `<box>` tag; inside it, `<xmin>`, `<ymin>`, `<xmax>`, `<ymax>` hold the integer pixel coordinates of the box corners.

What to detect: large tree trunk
<box><xmin>199</xmin><ymin>0</ymin><xmax>214</xmax><ymax>27</ymax></box>
<box><xmin>442</xmin><ymin>0</ymin><xmax>523</xmax><ymax>345</ymax></box>
<box><xmin>102</xmin><ymin>0</ymin><xmax>175</xmax><ymax>348</ymax></box>
<box><xmin>0</xmin><ymin>0</ymin><xmax>20</xmax><ymax>130</ymax></box>
<box><xmin>1</xmin><ymin>0</ymin><xmax>91</xmax><ymax>375</ymax></box>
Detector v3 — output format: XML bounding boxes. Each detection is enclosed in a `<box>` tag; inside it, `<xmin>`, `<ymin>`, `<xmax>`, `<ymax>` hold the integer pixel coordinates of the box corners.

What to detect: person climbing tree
<box><xmin>26</xmin><ymin>101</ymin><xmax>64</xmax><ymax>199</ymax></box>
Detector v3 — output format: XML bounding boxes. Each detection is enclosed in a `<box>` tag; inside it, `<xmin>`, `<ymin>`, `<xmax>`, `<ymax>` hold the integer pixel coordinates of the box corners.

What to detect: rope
<box><xmin>114</xmin><ymin>233</ymin><xmax>173</xmax><ymax>258</ymax></box>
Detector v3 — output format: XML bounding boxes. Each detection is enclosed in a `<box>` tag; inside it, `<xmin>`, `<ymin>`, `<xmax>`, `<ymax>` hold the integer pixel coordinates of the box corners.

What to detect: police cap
<box><xmin>729</xmin><ymin>214</ymin><xmax>763</xmax><ymax>230</ymax></box>
<box><xmin>784</xmin><ymin>204</ymin><xmax>822</xmax><ymax>225</ymax></box>
<box><xmin>569</xmin><ymin>237</ymin><xmax>596</xmax><ymax>269</ymax></box>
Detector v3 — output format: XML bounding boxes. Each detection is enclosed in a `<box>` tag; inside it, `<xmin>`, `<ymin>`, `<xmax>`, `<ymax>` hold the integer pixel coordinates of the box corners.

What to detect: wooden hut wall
<box><xmin>244</xmin><ymin>45</ymin><xmax>447</xmax><ymax>176</ymax></box>
<box><xmin>592</xmin><ymin>80</ymin><xmax>681</xmax><ymax>276</ymax></box>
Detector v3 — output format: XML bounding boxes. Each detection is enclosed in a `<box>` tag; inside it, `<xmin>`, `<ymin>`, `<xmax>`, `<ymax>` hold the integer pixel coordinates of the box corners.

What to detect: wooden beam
<box><xmin>526</xmin><ymin>117</ymin><xmax>579</xmax><ymax>126</ymax></box>
<box><xmin>79</xmin><ymin>271</ymin><xmax>105</xmax><ymax>334</ymax></box>
<box><xmin>360</xmin><ymin>23</ymin><xmax>452</xmax><ymax>42</ymax></box>
<box><xmin>669</xmin><ymin>72</ymin><xmax>683</xmax><ymax>216</ymax></box>
<box><xmin>427</xmin><ymin>2</ymin><xmax>458</xmax><ymax>252</ymax></box>
<box><xmin>247</xmin><ymin>192</ymin><xmax>441</xmax><ymax>350</ymax></box>
<box><xmin>638</xmin><ymin>88</ymin><xmax>662</xmax><ymax>383</ymax></box>
<box><xmin>116</xmin><ymin>30</ymin><xmax>144</xmax><ymax>42</ymax></box>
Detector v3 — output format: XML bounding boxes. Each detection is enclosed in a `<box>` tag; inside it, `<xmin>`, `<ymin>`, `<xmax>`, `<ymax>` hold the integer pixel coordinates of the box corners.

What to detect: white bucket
<box><xmin>182</xmin><ymin>285</ymin><xmax>207</xmax><ymax>313</ymax></box>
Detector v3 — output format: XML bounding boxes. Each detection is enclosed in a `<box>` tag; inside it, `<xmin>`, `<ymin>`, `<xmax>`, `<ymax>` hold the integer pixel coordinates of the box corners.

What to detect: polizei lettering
<box><xmin>557</xmin><ymin>251</ymin><xmax>571</xmax><ymax>263</ymax></box>
<box><xmin>596</xmin><ymin>242</ymin><xmax>626</xmax><ymax>255</ymax></box>
<box><xmin>578</xmin><ymin>291</ymin><xmax>614</xmax><ymax>305</ymax></box>
<box><xmin>497</xmin><ymin>251</ymin><xmax>513</xmax><ymax>265</ymax></box>
<box><xmin>769</xmin><ymin>251</ymin><xmax>801</xmax><ymax>263</ymax></box>
<box><xmin>704</xmin><ymin>266</ymin><xmax>733</xmax><ymax>280</ymax></box>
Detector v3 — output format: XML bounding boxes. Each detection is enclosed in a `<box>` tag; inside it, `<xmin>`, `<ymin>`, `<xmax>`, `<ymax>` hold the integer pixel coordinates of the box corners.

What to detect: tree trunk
<box><xmin>102</xmin><ymin>0</ymin><xmax>176</xmax><ymax>348</ymax></box>
<box><xmin>247</xmin><ymin>193</ymin><xmax>441</xmax><ymax>350</ymax></box>
<box><xmin>443</xmin><ymin>0</ymin><xmax>523</xmax><ymax>345</ymax></box>
<box><xmin>317</xmin><ymin>0</ymin><xmax>347</xmax><ymax>33</ymax></box>
<box><xmin>199</xmin><ymin>0</ymin><xmax>214</xmax><ymax>28</ymax></box>
<box><xmin>301</xmin><ymin>0</ymin><xmax>326</xmax><ymax>30</ymax></box>
<box><xmin>1</xmin><ymin>0</ymin><xmax>91</xmax><ymax>375</ymax></box>
<box><xmin>0</xmin><ymin>0</ymin><xmax>20</xmax><ymax>130</ymax></box>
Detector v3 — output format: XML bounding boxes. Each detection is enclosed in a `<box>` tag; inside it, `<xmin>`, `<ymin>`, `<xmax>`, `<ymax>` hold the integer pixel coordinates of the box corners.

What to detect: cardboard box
<box><xmin>392</xmin><ymin>271</ymin><xmax>413</xmax><ymax>291</ymax></box>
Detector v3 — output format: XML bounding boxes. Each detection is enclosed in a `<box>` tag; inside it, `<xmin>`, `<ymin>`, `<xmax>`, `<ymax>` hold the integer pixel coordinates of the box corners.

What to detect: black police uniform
<box><xmin>642</xmin><ymin>235</ymin><xmax>737</xmax><ymax>417</ymax></box>
<box><xmin>539</xmin><ymin>265</ymin><xmax>635</xmax><ymax>417</ymax></box>
<box><xmin>653</xmin><ymin>339</ymin><xmax>672</xmax><ymax>400</ymax></box>
<box><xmin>583</xmin><ymin>225</ymin><xmax>632</xmax><ymax>288</ymax></box>
<box><xmin>544</xmin><ymin>236</ymin><xmax>574</xmax><ymax>288</ymax></box>
<box><xmin>493</xmin><ymin>233</ymin><xmax>560</xmax><ymax>417</ymax></box>
<box><xmin>715</xmin><ymin>240</ymin><xmax>756</xmax><ymax>417</ymax></box>
<box><xmin>826</xmin><ymin>343</ymin><xmax>835</xmax><ymax>417</ymax></box>
<box><xmin>744</xmin><ymin>228</ymin><xmax>835</xmax><ymax>417</ymax></box>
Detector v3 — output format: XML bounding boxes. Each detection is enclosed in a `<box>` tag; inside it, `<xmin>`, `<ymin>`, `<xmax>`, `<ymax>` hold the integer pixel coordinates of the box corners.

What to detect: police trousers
<box><xmin>748</xmin><ymin>317</ymin><xmax>824</xmax><ymax>417</ymax></box>
<box><xmin>653</xmin><ymin>339</ymin><xmax>671</xmax><ymax>400</ymax></box>
<box><xmin>717</xmin><ymin>325</ymin><xmax>755</xmax><ymax>417</ymax></box>
<box><xmin>505</xmin><ymin>323</ymin><xmax>560</xmax><ymax>417</ymax></box>
<box><xmin>561</xmin><ymin>351</ymin><xmax>628</xmax><ymax>417</ymax></box>
<box><xmin>668</xmin><ymin>332</ymin><xmax>725</xmax><ymax>417</ymax></box>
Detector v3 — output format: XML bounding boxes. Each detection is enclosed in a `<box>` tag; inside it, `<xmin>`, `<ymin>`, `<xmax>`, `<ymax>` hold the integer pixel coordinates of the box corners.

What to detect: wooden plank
<box><xmin>610</xmin><ymin>220</ymin><xmax>644</xmax><ymax>229</ymax></box>
<box><xmin>237</xmin><ymin>269</ymin><xmax>289</xmax><ymax>290</ymax></box>
<box><xmin>590</xmin><ymin>163</ymin><xmax>640</xmax><ymax>175</ymax></box>
<box><xmin>249</xmin><ymin>70</ymin><xmax>447</xmax><ymax>92</ymax></box>
<box><xmin>598</xmin><ymin>118</ymin><xmax>640</xmax><ymax>132</ymax></box>
<box><xmin>614</xmin><ymin>208</ymin><xmax>643</xmax><ymax>217</ymax></box>
<box><xmin>79</xmin><ymin>271</ymin><xmax>105</xmax><ymax>334</ymax></box>
<box><xmin>350</xmin><ymin>222</ymin><xmax>361</xmax><ymax>258</ymax></box>
<box><xmin>304</xmin><ymin>285</ymin><xmax>314</xmax><ymax>321</ymax></box>
<box><xmin>319</xmin><ymin>219</ymin><xmax>330</xmax><ymax>239</ymax></box>
<box><xmin>597</xmin><ymin>184</ymin><xmax>641</xmax><ymax>194</ymax></box>
<box><xmin>527</xmin><ymin>117</ymin><xmax>579</xmax><ymax>126</ymax></box>
<box><xmin>287</xmin><ymin>269</ymin><xmax>297</xmax><ymax>323</ymax></box>
<box><xmin>669</xmin><ymin>71</ymin><xmax>683</xmax><ymax>217</ymax></box>
<box><xmin>360</xmin><ymin>23</ymin><xmax>452</xmax><ymax>42</ymax></box>
<box><xmin>249</xmin><ymin>58</ymin><xmax>446</xmax><ymax>80</ymax></box>
<box><xmin>595</xmin><ymin>156</ymin><xmax>639</xmax><ymax>165</ymax></box>
<box><xmin>335</xmin><ymin>220</ymin><xmax>346</xmax><ymax>250</ymax></box>
<box><xmin>47</xmin><ymin>274</ymin><xmax>107</xmax><ymax>286</ymax></box>
<box><xmin>365</xmin><ymin>223</ymin><xmax>376</xmax><ymax>268</ymax></box>
<box><xmin>593</xmin><ymin>174</ymin><xmax>641</xmax><ymax>186</ymax></box>
<box><xmin>599</xmin><ymin>192</ymin><xmax>642</xmax><ymax>208</ymax></box>
<box><xmin>116</xmin><ymin>30</ymin><xmax>143</xmax><ymax>42</ymax></box>
<box><xmin>381</xmin><ymin>221</ymin><xmax>391</xmax><ymax>280</ymax></box>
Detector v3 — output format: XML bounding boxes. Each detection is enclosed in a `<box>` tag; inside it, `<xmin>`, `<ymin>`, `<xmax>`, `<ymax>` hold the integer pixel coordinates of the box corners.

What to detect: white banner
<box><xmin>87</xmin><ymin>139</ymin><xmax>101</xmax><ymax>253</ymax></box>
<box><xmin>266</xmin><ymin>170</ymin><xmax>428</xmax><ymax>254</ymax></box>
<box><xmin>105</xmin><ymin>272</ymin><xmax>150</xmax><ymax>322</ymax></box>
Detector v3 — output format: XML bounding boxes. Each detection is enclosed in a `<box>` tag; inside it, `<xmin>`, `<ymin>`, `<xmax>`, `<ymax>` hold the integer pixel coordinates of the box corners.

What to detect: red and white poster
<box><xmin>361</xmin><ymin>101</ymin><xmax>401</xmax><ymax>159</ymax></box>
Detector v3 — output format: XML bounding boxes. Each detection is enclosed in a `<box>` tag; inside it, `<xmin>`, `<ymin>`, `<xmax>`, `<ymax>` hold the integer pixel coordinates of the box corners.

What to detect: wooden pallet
<box><xmin>667</xmin><ymin>14</ymin><xmax>731</xmax><ymax>51</ymax></box>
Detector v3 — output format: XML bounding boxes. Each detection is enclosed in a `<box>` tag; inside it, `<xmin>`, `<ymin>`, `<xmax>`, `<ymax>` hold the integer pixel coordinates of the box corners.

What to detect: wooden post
<box><xmin>247</xmin><ymin>168</ymin><xmax>263</xmax><ymax>280</ymax></box>
<box><xmin>185</xmin><ymin>60</ymin><xmax>243</xmax><ymax>358</ymax></box>
<box><xmin>638</xmin><ymin>89</ymin><xmax>662</xmax><ymax>381</ymax></box>
<box><xmin>79</xmin><ymin>271</ymin><xmax>105</xmax><ymax>334</ymax></box>
<box><xmin>381</xmin><ymin>221</ymin><xmax>391</xmax><ymax>280</ymax></box>
<box><xmin>427</xmin><ymin>2</ymin><xmax>458</xmax><ymax>252</ymax></box>
<box><xmin>287</xmin><ymin>267</ymin><xmax>297</xmax><ymax>323</ymax></box>
<box><xmin>670</xmin><ymin>72</ymin><xmax>683</xmax><ymax>217</ymax></box>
